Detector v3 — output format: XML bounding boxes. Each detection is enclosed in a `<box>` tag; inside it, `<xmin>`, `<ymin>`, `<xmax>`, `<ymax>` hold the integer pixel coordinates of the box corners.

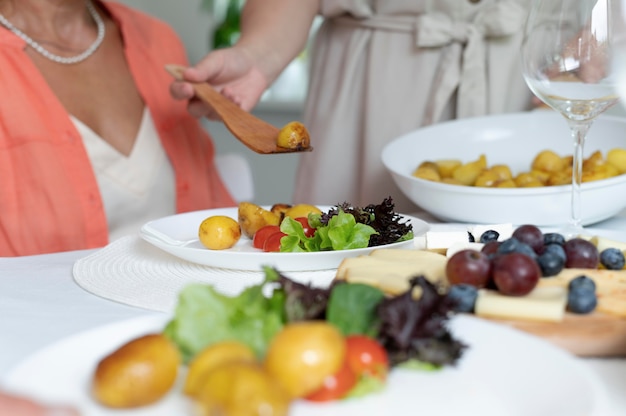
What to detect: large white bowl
<box><xmin>382</xmin><ymin>111</ymin><xmax>626</xmax><ymax>226</ymax></box>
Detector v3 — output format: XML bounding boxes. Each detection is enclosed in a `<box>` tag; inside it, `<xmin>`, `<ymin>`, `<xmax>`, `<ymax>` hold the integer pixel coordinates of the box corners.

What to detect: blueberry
<box><xmin>568</xmin><ymin>275</ymin><xmax>596</xmax><ymax>293</ymax></box>
<box><xmin>447</xmin><ymin>284</ymin><xmax>478</xmax><ymax>313</ymax></box>
<box><xmin>544</xmin><ymin>232</ymin><xmax>566</xmax><ymax>246</ymax></box>
<box><xmin>480</xmin><ymin>230</ymin><xmax>500</xmax><ymax>244</ymax></box>
<box><xmin>543</xmin><ymin>243</ymin><xmax>567</xmax><ymax>263</ymax></box>
<box><xmin>497</xmin><ymin>238</ymin><xmax>522</xmax><ymax>255</ymax></box>
<box><xmin>537</xmin><ymin>251</ymin><xmax>565</xmax><ymax>277</ymax></box>
<box><xmin>567</xmin><ymin>288</ymin><xmax>598</xmax><ymax>314</ymax></box>
<box><xmin>497</xmin><ymin>238</ymin><xmax>536</xmax><ymax>259</ymax></box>
<box><xmin>600</xmin><ymin>248</ymin><xmax>625</xmax><ymax>270</ymax></box>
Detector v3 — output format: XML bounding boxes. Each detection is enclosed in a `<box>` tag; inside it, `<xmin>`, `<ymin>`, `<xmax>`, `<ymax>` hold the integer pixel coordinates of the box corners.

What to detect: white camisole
<box><xmin>70</xmin><ymin>108</ymin><xmax>176</xmax><ymax>242</ymax></box>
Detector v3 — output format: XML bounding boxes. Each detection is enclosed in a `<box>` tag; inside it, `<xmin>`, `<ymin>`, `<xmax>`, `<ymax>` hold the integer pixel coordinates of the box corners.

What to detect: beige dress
<box><xmin>293</xmin><ymin>0</ymin><xmax>532</xmax><ymax>212</ymax></box>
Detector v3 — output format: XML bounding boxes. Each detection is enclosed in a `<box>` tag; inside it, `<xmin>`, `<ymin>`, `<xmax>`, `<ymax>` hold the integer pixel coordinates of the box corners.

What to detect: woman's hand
<box><xmin>169</xmin><ymin>46</ymin><xmax>269</xmax><ymax>120</ymax></box>
<box><xmin>0</xmin><ymin>391</ymin><xmax>79</xmax><ymax>416</ymax></box>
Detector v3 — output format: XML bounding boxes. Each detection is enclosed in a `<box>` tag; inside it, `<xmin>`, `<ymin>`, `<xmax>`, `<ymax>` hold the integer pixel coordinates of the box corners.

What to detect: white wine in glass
<box><xmin>522</xmin><ymin>0</ymin><xmax>620</xmax><ymax>236</ymax></box>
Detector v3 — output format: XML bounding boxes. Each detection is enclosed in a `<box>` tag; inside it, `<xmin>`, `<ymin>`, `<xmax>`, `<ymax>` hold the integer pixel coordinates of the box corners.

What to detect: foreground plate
<box><xmin>139</xmin><ymin>207</ymin><xmax>427</xmax><ymax>271</ymax></box>
<box><xmin>1</xmin><ymin>314</ymin><xmax>609</xmax><ymax>416</ymax></box>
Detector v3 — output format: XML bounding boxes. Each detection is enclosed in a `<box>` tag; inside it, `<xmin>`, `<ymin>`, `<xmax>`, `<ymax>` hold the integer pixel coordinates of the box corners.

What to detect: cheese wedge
<box><xmin>475</xmin><ymin>286</ymin><xmax>567</xmax><ymax>323</ymax></box>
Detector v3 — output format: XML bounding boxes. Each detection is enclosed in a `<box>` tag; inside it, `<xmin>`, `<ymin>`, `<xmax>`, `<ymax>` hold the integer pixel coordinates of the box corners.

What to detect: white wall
<box><xmin>114</xmin><ymin>0</ymin><xmax>302</xmax><ymax>205</ymax></box>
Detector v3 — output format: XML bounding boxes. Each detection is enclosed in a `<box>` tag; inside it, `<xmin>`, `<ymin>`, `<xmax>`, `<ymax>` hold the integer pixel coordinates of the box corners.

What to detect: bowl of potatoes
<box><xmin>382</xmin><ymin>110</ymin><xmax>626</xmax><ymax>226</ymax></box>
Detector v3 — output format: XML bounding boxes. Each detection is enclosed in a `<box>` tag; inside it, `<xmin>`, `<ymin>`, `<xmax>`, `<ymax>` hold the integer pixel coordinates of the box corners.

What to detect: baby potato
<box><xmin>474</xmin><ymin>169</ymin><xmax>500</xmax><ymax>187</ymax></box>
<box><xmin>583</xmin><ymin>150</ymin><xmax>605</xmax><ymax>171</ymax></box>
<box><xmin>194</xmin><ymin>362</ymin><xmax>290</xmax><ymax>416</ymax></box>
<box><xmin>547</xmin><ymin>170</ymin><xmax>572</xmax><ymax>186</ymax></box>
<box><xmin>514</xmin><ymin>172</ymin><xmax>543</xmax><ymax>187</ymax></box>
<box><xmin>270</xmin><ymin>203</ymin><xmax>292</xmax><ymax>222</ymax></box>
<box><xmin>532</xmin><ymin>150</ymin><xmax>565</xmax><ymax>173</ymax></box>
<box><xmin>199</xmin><ymin>215</ymin><xmax>241</xmax><ymax>250</ymax></box>
<box><xmin>265</xmin><ymin>321</ymin><xmax>345</xmax><ymax>398</ymax></box>
<box><xmin>489</xmin><ymin>164</ymin><xmax>513</xmax><ymax>181</ymax></box>
<box><xmin>452</xmin><ymin>155</ymin><xmax>486</xmax><ymax>186</ymax></box>
<box><xmin>185</xmin><ymin>341</ymin><xmax>257</xmax><ymax>397</ymax></box>
<box><xmin>495</xmin><ymin>179</ymin><xmax>517</xmax><ymax>188</ymax></box>
<box><xmin>435</xmin><ymin>159</ymin><xmax>462</xmax><ymax>178</ymax></box>
<box><xmin>529</xmin><ymin>169</ymin><xmax>550</xmax><ymax>185</ymax></box>
<box><xmin>441</xmin><ymin>177</ymin><xmax>464</xmax><ymax>185</ymax></box>
<box><xmin>277</xmin><ymin>121</ymin><xmax>310</xmax><ymax>150</ymax></box>
<box><xmin>412</xmin><ymin>165</ymin><xmax>441</xmax><ymax>182</ymax></box>
<box><xmin>607</xmin><ymin>148</ymin><xmax>626</xmax><ymax>173</ymax></box>
<box><xmin>238</xmin><ymin>202</ymin><xmax>280</xmax><ymax>239</ymax></box>
<box><xmin>284</xmin><ymin>203</ymin><xmax>322</xmax><ymax>219</ymax></box>
<box><xmin>93</xmin><ymin>334</ymin><xmax>181</xmax><ymax>408</ymax></box>
<box><xmin>582</xmin><ymin>164</ymin><xmax>617</xmax><ymax>182</ymax></box>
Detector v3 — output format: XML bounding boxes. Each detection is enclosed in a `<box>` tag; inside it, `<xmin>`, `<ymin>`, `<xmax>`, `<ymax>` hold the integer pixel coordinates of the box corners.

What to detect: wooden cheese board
<box><xmin>335</xmin><ymin>249</ymin><xmax>626</xmax><ymax>357</ymax></box>
<box><xmin>488</xmin><ymin>312</ymin><xmax>626</xmax><ymax>357</ymax></box>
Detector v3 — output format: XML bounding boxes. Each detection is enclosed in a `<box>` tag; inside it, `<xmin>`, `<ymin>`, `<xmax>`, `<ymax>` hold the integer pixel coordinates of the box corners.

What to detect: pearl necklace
<box><xmin>0</xmin><ymin>0</ymin><xmax>105</xmax><ymax>65</ymax></box>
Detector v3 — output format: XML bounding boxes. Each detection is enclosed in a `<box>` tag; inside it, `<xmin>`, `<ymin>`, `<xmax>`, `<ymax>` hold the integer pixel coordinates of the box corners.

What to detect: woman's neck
<box><xmin>0</xmin><ymin>0</ymin><xmax>96</xmax><ymax>48</ymax></box>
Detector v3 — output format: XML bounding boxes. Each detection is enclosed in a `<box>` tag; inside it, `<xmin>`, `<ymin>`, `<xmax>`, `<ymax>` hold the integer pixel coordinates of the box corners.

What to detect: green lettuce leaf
<box><xmin>163</xmin><ymin>279</ymin><xmax>284</xmax><ymax>363</ymax></box>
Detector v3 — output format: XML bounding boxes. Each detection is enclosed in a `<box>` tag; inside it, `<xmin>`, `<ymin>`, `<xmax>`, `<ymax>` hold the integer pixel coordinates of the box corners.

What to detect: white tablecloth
<box><xmin>2</xmin><ymin>213</ymin><xmax>626</xmax><ymax>414</ymax></box>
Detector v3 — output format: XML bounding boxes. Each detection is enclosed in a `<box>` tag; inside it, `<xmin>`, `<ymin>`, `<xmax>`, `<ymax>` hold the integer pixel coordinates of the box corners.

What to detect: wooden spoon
<box><xmin>165</xmin><ymin>64</ymin><xmax>312</xmax><ymax>154</ymax></box>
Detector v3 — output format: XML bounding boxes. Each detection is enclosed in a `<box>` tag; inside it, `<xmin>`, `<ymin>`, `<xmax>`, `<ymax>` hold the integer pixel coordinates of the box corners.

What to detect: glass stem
<box><xmin>566</xmin><ymin>119</ymin><xmax>592</xmax><ymax>233</ymax></box>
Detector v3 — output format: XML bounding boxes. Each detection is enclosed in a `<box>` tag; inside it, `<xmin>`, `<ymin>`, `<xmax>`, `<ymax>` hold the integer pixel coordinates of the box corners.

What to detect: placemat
<box><xmin>73</xmin><ymin>236</ymin><xmax>336</xmax><ymax>313</ymax></box>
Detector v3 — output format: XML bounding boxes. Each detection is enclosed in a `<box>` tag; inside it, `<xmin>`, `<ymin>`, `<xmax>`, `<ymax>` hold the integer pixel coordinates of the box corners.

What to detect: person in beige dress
<box><xmin>172</xmin><ymin>0</ymin><xmax>533</xmax><ymax>212</ymax></box>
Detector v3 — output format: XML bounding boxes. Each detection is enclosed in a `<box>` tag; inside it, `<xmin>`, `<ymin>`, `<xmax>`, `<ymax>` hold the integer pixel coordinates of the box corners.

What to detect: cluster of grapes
<box><xmin>446</xmin><ymin>224</ymin><xmax>625</xmax><ymax>315</ymax></box>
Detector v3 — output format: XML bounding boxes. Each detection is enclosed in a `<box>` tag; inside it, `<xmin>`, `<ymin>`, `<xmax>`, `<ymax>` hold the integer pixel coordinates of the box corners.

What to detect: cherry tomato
<box><xmin>294</xmin><ymin>217</ymin><xmax>316</xmax><ymax>238</ymax></box>
<box><xmin>304</xmin><ymin>361</ymin><xmax>357</xmax><ymax>402</ymax></box>
<box><xmin>252</xmin><ymin>225</ymin><xmax>281</xmax><ymax>250</ymax></box>
<box><xmin>345</xmin><ymin>335</ymin><xmax>389</xmax><ymax>380</ymax></box>
<box><xmin>263</xmin><ymin>231</ymin><xmax>286</xmax><ymax>253</ymax></box>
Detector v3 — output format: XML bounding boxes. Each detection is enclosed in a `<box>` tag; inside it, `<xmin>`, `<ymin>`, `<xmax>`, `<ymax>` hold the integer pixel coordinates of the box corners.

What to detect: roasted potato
<box><xmin>237</xmin><ymin>202</ymin><xmax>280</xmax><ymax>239</ymax></box>
<box><xmin>277</xmin><ymin>121</ymin><xmax>310</xmax><ymax>150</ymax></box>
<box><xmin>414</xmin><ymin>148</ymin><xmax>626</xmax><ymax>188</ymax></box>
<box><xmin>270</xmin><ymin>203</ymin><xmax>292</xmax><ymax>222</ymax></box>
<box><xmin>92</xmin><ymin>334</ymin><xmax>181</xmax><ymax>408</ymax></box>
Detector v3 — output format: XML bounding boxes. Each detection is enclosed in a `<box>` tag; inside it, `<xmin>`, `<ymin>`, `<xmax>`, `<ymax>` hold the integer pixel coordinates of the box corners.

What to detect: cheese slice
<box><xmin>590</xmin><ymin>235</ymin><xmax>626</xmax><ymax>253</ymax></box>
<box><xmin>424</xmin><ymin>230</ymin><xmax>469</xmax><ymax>250</ymax></box>
<box><xmin>335</xmin><ymin>254</ymin><xmax>447</xmax><ymax>295</ymax></box>
<box><xmin>475</xmin><ymin>286</ymin><xmax>567</xmax><ymax>323</ymax></box>
<box><xmin>446</xmin><ymin>241</ymin><xmax>484</xmax><ymax>258</ymax></box>
<box><xmin>537</xmin><ymin>268</ymin><xmax>626</xmax><ymax>317</ymax></box>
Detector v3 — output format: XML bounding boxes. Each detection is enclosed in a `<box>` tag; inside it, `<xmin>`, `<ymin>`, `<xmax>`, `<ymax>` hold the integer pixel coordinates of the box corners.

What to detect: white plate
<box><xmin>1</xmin><ymin>314</ymin><xmax>610</xmax><ymax>416</ymax></box>
<box><xmin>382</xmin><ymin>111</ymin><xmax>626</xmax><ymax>226</ymax></box>
<box><xmin>139</xmin><ymin>207</ymin><xmax>427</xmax><ymax>271</ymax></box>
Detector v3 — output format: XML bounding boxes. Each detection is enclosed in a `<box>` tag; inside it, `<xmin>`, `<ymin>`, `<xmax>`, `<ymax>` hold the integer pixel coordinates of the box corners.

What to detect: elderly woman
<box><xmin>0</xmin><ymin>0</ymin><xmax>235</xmax><ymax>256</ymax></box>
<box><xmin>173</xmin><ymin>0</ymin><xmax>533</xmax><ymax>212</ymax></box>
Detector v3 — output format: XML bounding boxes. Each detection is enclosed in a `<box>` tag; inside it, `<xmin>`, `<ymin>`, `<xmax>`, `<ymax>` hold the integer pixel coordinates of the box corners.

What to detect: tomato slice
<box><xmin>345</xmin><ymin>335</ymin><xmax>389</xmax><ymax>380</ymax></box>
<box><xmin>263</xmin><ymin>231</ymin><xmax>286</xmax><ymax>252</ymax></box>
<box><xmin>294</xmin><ymin>217</ymin><xmax>316</xmax><ymax>238</ymax></box>
<box><xmin>304</xmin><ymin>361</ymin><xmax>357</xmax><ymax>402</ymax></box>
<box><xmin>252</xmin><ymin>225</ymin><xmax>281</xmax><ymax>250</ymax></box>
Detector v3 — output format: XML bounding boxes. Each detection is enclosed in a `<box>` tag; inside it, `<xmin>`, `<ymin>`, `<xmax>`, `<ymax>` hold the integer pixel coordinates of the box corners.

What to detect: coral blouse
<box><xmin>0</xmin><ymin>1</ymin><xmax>235</xmax><ymax>256</ymax></box>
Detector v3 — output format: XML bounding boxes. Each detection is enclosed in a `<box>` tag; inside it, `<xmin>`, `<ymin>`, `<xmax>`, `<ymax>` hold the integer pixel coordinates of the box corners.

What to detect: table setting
<box><xmin>1</xmin><ymin>199</ymin><xmax>626</xmax><ymax>415</ymax></box>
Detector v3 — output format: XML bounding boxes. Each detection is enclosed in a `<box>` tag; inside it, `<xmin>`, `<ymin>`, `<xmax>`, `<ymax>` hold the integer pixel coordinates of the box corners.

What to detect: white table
<box><xmin>2</xmin><ymin>214</ymin><xmax>626</xmax><ymax>414</ymax></box>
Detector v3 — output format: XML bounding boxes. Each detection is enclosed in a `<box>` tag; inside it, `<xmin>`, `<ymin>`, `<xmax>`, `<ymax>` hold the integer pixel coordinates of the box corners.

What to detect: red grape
<box><xmin>492</xmin><ymin>253</ymin><xmax>541</xmax><ymax>296</ymax></box>
<box><xmin>564</xmin><ymin>238</ymin><xmax>599</xmax><ymax>269</ymax></box>
<box><xmin>446</xmin><ymin>249</ymin><xmax>492</xmax><ymax>288</ymax></box>
<box><xmin>512</xmin><ymin>224</ymin><xmax>544</xmax><ymax>254</ymax></box>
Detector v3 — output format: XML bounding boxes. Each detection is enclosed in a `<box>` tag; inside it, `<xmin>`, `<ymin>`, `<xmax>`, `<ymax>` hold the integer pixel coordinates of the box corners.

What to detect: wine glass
<box><xmin>613</xmin><ymin>0</ymin><xmax>626</xmax><ymax>105</ymax></box>
<box><xmin>521</xmin><ymin>0</ymin><xmax>620</xmax><ymax>237</ymax></box>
